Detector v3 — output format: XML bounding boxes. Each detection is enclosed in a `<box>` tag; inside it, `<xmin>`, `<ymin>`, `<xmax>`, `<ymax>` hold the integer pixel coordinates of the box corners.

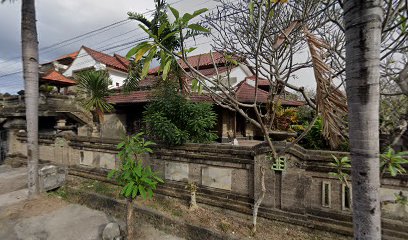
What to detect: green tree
<box><xmin>108</xmin><ymin>133</ymin><xmax>163</xmax><ymax>239</ymax></box>
<box><xmin>128</xmin><ymin>0</ymin><xmax>179</xmax><ymax>53</ymax></box>
<box><xmin>124</xmin><ymin>0</ymin><xmax>184</xmax><ymax>92</ymax></box>
<box><xmin>75</xmin><ymin>70</ymin><xmax>113</xmax><ymax>124</ymax></box>
<box><xmin>144</xmin><ymin>82</ymin><xmax>217</xmax><ymax>145</ymax></box>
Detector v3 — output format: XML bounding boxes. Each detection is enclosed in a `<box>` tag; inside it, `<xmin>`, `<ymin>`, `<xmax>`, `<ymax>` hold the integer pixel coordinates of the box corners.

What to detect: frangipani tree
<box><xmin>126</xmin><ymin>0</ymin><xmax>351</xmax><ymax>233</ymax></box>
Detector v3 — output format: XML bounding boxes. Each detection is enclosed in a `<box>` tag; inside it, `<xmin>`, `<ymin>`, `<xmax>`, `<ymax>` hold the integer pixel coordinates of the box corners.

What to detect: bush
<box><xmin>144</xmin><ymin>83</ymin><xmax>217</xmax><ymax>145</ymax></box>
<box><xmin>298</xmin><ymin>116</ymin><xmax>349</xmax><ymax>151</ymax></box>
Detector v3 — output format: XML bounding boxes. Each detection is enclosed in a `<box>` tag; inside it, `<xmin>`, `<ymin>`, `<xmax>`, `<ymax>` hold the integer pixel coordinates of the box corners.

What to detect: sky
<box><xmin>0</xmin><ymin>0</ymin><xmax>316</xmax><ymax>94</ymax></box>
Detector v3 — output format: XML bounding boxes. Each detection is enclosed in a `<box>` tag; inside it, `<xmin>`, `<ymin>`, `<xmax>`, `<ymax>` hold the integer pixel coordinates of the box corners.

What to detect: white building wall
<box><xmin>108</xmin><ymin>68</ymin><xmax>128</xmax><ymax>88</ymax></box>
<box><xmin>227</xmin><ymin>64</ymin><xmax>252</xmax><ymax>87</ymax></box>
<box><xmin>202</xmin><ymin>64</ymin><xmax>252</xmax><ymax>89</ymax></box>
<box><xmin>63</xmin><ymin>48</ymin><xmax>99</xmax><ymax>77</ymax></box>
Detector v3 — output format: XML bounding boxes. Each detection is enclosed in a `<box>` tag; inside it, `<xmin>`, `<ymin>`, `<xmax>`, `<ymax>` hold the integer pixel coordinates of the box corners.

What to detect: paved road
<box><xmin>0</xmin><ymin>165</ymin><xmax>184</xmax><ymax>240</ymax></box>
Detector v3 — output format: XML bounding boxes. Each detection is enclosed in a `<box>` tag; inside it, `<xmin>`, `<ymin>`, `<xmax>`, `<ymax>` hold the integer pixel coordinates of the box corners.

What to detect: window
<box><xmin>116</xmin><ymin>82</ymin><xmax>119</xmax><ymax>87</ymax></box>
<box><xmin>322</xmin><ymin>181</ymin><xmax>331</xmax><ymax>208</ymax></box>
<box><xmin>342</xmin><ymin>184</ymin><xmax>352</xmax><ymax>210</ymax></box>
<box><xmin>80</xmin><ymin>151</ymin><xmax>84</xmax><ymax>163</ymax></box>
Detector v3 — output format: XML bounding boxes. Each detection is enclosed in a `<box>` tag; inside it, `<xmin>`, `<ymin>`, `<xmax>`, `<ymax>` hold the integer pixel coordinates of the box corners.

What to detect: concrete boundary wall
<box><xmin>7</xmin><ymin>132</ymin><xmax>408</xmax><ymax>239</ymax></box>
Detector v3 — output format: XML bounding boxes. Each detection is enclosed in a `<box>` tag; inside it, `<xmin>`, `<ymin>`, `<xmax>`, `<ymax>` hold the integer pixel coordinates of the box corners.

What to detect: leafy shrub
<box><xmin>298</xmin><ymin>116</ymin><xmax>349</xmax><ymax>151</ymax></box>
<box><xmin>144</xmin><ymin>83</ymin><xmax>217</xmax><ymax>145</ymax></box>
<box><xmin>108</xmin><ymin>132</ymin><xmax>163</xmax><ymax>200</ymax></box>
<box><xmin>329</xmin><ymin>155</ymin><xmax>351</xmax><ymax>186</ymax></box>
<box><xmin>298</xmin><ymin>117</ymin><xmax>331</xmax><ymax>150</ymax></box>
<box><xmin>380</xmin><ymin>148</ymin><xmax>408</xmax><ymax>177</ymax></box>
<box><xmin>273</xmin><ymin>106</ymin><xmax>299</xmax><ymax>132</ymax></box>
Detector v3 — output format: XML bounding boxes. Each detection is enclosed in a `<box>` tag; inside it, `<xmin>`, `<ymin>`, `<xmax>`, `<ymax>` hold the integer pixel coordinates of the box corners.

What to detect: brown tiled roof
<box><xmin>82</xmin><ymin>46</ymin><xmax>129</xmax><ymax>72</ymax></box>
<box><xmin>184</xmin><ymin>66</ymin><xmax>231</xmax><ymax>81</ymax></box>
<box><xmin>149</xmin><ymin>52</ymin><xmax>240</xmax><ymax>74</ymax></box>
<box><xmin>55</xmin><ymin>51</ymin><xmax>79</xmax><ymax>61</ymax></box>
<box><xmin>107</xmin><ymin>90</ymin><xmax>152</xmax><ymax>104</ymax></box>
<box><xmin>138</xmin><ymin>75</ymin><xmax>158</xmax><ymax>88</ymax></box>
<box><xmin>40</xmin><ymin>70</ymin><xmax>76</xmax><ymax>86</ymax></box>
<box><xmin>245</xmin><ymin>75</ymin><xmax>270</xmax><ymax>86</ymax></box>
<box><xmin>139</xmin><ymin>66</ymin><xmax>233</xmax><ymax>89</ymax></box>
<box><xmin>235</xmin><ymin>81</ymin><xmax>304</xmax><ymax>106</ymax></box>
<box><xmin>189</xmin><ymin>94</ymin><xmax>212</xmax><ymax>102</ymax></box>
<box><xmin>114</xmin><ymin>54</ymin><xmax>130</xmax><ymax>68</ymax></box>
<box><xmin>107</xmin><ymin>90</ymin><xmax>212</xmax><ymax>104</ymax></box>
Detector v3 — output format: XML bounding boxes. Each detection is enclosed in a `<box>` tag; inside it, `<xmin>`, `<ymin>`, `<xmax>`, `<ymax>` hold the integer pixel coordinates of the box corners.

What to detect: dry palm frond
<box><xmin>304</xmin><ymin>27</ymin><xmax>348</xmax><ymax>149</ymax></box>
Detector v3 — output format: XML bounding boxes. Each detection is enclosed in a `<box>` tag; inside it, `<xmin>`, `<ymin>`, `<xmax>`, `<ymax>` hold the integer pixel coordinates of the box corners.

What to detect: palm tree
<box><xmin>75</xmin><ymin>70</ymin><xmax>113</xmax><ymax>126</ymax></box>
<box><xmin>127</xmin><ymin>0</ymin><xmax>186</xmax><ymax>92</ymax></box>
<box><xmin>343</xmin><ymin>0</ymin><xmax>383</xmax><ymax>238</ymax></box>
<box><xmin>2</xmin><ymin>0</ymin><xmax>40</xmax><ymax>197</ymax></box>
<box><xmin>128</xmin><ymin>0</ymin><xmax>179</xmax><ymax>52</ymax></box>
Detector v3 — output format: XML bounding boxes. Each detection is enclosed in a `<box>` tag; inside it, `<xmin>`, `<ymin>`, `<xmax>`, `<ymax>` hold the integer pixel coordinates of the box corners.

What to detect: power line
<box><xmin>0</xmin><ymin>0</ymin><xmax>209</xmax><ymax>78</ymax></box>
<box><xmin>0</xmin><ymin>0</ymin><xmax>220</xmax><ymax>80</ymax></box>
<box><xmin>0</xmin><ymin>0</ymin><xmax>188</xmax><ymax>66</ymax></box>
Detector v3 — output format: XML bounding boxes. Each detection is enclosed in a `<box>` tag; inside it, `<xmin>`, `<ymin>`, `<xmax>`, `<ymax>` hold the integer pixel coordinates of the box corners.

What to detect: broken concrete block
<box><xmin>39</xmin><ymin>165</ymin><xmax>66</xmax><ymax>192</ymax></box>
<box><xmin>102</xmin><ymin>222</ymin><xmax>121</xmax><ymax>240</ymax></box>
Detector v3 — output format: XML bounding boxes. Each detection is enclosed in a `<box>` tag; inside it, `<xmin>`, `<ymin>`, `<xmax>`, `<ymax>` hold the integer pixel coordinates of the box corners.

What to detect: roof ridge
<box><xmin>81</xmin><ymin>46</ymin><xmax>128</xmax><ymax>72</ymax></box>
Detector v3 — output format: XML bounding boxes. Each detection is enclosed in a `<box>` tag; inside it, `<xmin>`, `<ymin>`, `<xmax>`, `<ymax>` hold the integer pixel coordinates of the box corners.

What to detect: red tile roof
<box><xmin>185</xmin><ymin>66</ymin><xmax>231</xmax><ymax>80</ymax></box>
<box><xmin>82</xmin><ymin>46</ymin><xmax>129</xmax><ymax>72</ymax></box>
<box><xmin>55</xmin><ymin>51</ymin><xmax>79</xmax><ymax>61</ymax></box>
<box><xmin>139</xmin><ymin>66</ymin><xmax>233</xmax><ymax>89</ymax></box>
<box><xmin>189</xmin><ymin>94</ymin><xmax>212</xmax><ymax>102</ymax></box>
<box><xmin>107</xmin><ymin>90</ymin><xmax>152</xmax><ymax>104</ymax></box>
<box><xmin>245</xmin><ymin>75</ymin><xmax>270</xmax><ymax>86</ymax></box>
<box><xmin>40</xmin><ymin>70</ymin><xmax>76</xmax><ymax>86</ymax></box>
<box><xmin>235</xmin><ymin>81</ymin><xmax>304</xmax><ymax>106</ymax></box>
<box><xmin>138</xmin><ymin>75</ymin><xmax>158</xmax><ymax>88</ymax></box>
<box><xmin>107</xmin><ymin>90</ymin><xmax>212</xmax><ymax>104</ymax></box>
<box><xmin>149</xmin><ymin>52</ymin><xmax>240</xmax><ymax>74</ymax></box>
<box><xmin>114</xmin><ymin>54</ymin><xmax>130</xmax><ymax>68</ymax></box>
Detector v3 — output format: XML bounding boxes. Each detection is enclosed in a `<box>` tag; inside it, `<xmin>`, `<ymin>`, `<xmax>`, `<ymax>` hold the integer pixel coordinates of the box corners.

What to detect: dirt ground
<box><xmin>0</xmin><ymin>195</ymin><xmax>68</xmax><ymax>221</ymax></box>
<box><xmin>0</xmin><ymin>165</ymin><xmax>184</xmax><ymax>240</ymax></box>
<box><xmin>72</xmin><ymin>178</ymin><xmax>350</xmax><ymax>240</ymax></box>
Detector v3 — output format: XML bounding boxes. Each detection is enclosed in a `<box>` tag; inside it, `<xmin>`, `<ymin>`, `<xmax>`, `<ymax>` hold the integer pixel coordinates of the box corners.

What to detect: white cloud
<box><xmin>0</xmin><ymin>0</ymin><xmax>318</xmax><ymax>94</ymax></box>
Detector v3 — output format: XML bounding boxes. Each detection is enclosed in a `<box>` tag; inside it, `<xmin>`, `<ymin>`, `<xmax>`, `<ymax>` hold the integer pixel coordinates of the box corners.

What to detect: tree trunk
<box><xmin>21</xmin><ymin>0</ymin><xmax>40</xmax><ymax>197</ymax></box>
<box><xmin>126</xmin><ymin>198</ymin><xmax>135</xmax><ymax>239</ymax></box>
<box><xmin>343</xmin><ymin>1</ymin><xmax>383</xmax><ymax>239</ymax></box>
<box><xmin>190</xmin><ymin>190</ymin><xmax>198</xmax><ymax>210</ymax></box>
<box><xmin>252</xmin><ymin>166</ymin><xmax>265</xmax><ymax>234</ymax></box>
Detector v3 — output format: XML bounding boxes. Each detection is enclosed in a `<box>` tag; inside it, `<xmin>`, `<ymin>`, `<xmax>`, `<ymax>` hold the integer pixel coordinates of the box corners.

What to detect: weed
<box><xmin>218</xmin><ymin>220</ymin><xmax>230</xmax><ymax>233</ymax></box>
<box><xmin>47</xmin><ymin>186</ymin><xmax>67</xmax><ymax>199</ymax></box>
<box><xmin>171</xmin><ymin>208</ymin><xmax>183</xmax><ymax>217</ymax></box>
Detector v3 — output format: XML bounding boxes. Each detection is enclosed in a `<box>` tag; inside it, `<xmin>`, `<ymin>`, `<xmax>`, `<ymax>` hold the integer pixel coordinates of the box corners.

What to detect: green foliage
<box><xmin>380</xmin><ymin>95</ymin><xmax>408</xmax><ymax>135</ymax></box>
<box><xmin>380</xmin><ymin>148</ymin><xmax>408</xmax><ymax>177</ymax></box>
<box><xmin>296</xmin><ymin>116</ymin><xmax>349</xmax><ymax>151</ymax></box>
<box><xmin>39</xmin><ymin>85</ymin><xmax>55</xmax><ymax>93</ymax></box>
<box><xmin>48</xmin><ymin>186</ymin><xmax>67</xmax><ymax>199</ymax></box>
<box><xmin>144</xmin><ymin>83</ymin><xmax>217</xmax><ymax>146</ymax></box>
<box><xmin>329</xmin><ymin>155</ymin><xmax>351</xmax><ymax>186</ymax></box>
<box><xmin>108</xmin><ymin>133</ymin><xmax>163</xmax><ymax>200</ymax></box>
<box><xmin>126</xmin><ymin>6</ymin><xmax>209</xmax><ymax>80</ymax></box>
<box><xmin>395</xmin><ymin>191</ymin><xmax>408</xmax><ymax>206</ymax></box>
<box><xmin>75</xmin><ymin>70</ymin><xmax>113</xmax><ymax>122</ymax></box>
<box><xmin>298</xmin><ymin>117</ymin><xmax>331</xmax><ymax>150</ymax></box>
<box><xmin>329</xmin><ymin>148</ymin><xmax>408</xmax><ymax>186</ymax></box>
<box><xmin>273</xmin><ymin>106</ymin><xmax>299</xmax><ymax>132</ymax></box>
<box><xmin>122</xmin><ymin>60</ymin><xmax>143</xmax><ymax>93</ymax></box>
<box><xmin>129</xmin><ymin>0</ymin><xmax>180</xmax><ymax>54</ymax></box>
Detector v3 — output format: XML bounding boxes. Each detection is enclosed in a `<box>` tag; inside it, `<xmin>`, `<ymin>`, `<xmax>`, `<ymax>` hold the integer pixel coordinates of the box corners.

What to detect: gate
<box><xmin>0</xmin><ymin>130</ymin><xmax>7</xmax><ymax>164</ymax></box>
